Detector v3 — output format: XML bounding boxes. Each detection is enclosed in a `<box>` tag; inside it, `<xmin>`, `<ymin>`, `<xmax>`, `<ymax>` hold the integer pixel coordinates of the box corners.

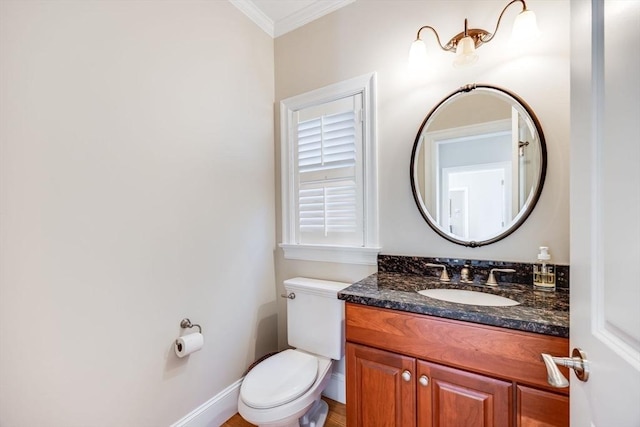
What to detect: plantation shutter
<box><xmin>294</xmin><ymin>95</ymin><xmax>363</xmax><ymax>245</ymax></box>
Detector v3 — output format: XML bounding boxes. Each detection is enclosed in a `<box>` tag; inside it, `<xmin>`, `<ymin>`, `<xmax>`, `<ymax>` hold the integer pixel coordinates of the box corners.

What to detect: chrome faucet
<box><xmin>425</xmin><ymin>263</ymin><xmax>450</xmax><ymax>282</ymax></box>
<box><xmin>486</xmin><ymin>268</ymin><xmax>516</xmax><ymax>286</ymax></box>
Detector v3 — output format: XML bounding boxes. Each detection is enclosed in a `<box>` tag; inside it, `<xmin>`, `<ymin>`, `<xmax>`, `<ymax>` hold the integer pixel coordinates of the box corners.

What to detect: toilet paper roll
<box><xmin>174</xmin><ymin>333</ymin><xmax>204</xmax><ymax>358</ymax></box>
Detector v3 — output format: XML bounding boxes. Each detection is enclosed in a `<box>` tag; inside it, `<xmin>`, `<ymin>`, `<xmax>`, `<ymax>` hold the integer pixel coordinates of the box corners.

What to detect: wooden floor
<box><xmin>221</xmin><ymin>397</ymin><xmax>346</xmax><ymax>427</ymax></box>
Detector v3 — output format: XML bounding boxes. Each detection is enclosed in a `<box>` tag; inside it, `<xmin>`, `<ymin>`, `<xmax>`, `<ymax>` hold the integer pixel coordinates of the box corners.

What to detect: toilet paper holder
<box><xmin>179</xmin><ymin>318</ymin><xmax>202</xmax><ymax>334</ymax></box>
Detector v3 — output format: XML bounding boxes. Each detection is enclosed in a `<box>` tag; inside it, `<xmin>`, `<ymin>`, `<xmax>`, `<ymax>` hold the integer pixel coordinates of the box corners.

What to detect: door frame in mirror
<box><xmin>410</xmin><ymin>83</ymin><xmax>547</xmax><ymax>247</ymax></box>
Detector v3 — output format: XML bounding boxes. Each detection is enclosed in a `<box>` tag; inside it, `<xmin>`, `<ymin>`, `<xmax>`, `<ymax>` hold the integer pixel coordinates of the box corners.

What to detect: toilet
<box><xmin>238</xmin><ymin>277</ymin><xmax>350</xmax><ymax>427</ymax></box>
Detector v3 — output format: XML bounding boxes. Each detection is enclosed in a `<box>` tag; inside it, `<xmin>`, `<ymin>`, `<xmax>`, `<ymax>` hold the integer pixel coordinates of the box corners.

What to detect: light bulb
<box><xmin>409</xmin><ymin>39</ymin><xmax>428</xmax><ymax>71</ymax></box>
<box><xmin>453</xmin><ymin>36</ymin><xmax>478</xmax><ymax>68</ymax></box>
<box><xmin>511</xmin><ymin>9</ymin><xmax>540</xmax><ymax>45</ymax></box>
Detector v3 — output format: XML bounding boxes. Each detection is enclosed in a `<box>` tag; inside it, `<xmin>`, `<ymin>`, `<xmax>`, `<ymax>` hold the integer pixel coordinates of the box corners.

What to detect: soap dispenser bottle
<box><xmin>533</xmin><ymin>246</ymin><xmax>556</xmax><ymax>290</ymax></box>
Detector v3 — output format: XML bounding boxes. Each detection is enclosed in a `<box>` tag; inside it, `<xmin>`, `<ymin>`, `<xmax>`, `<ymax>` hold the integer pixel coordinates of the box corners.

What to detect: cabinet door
<box><xmin>346</xmin><ymin>342</ymin><xmax>416</xmax><ymax>427</ymax></box>
<box><xmin>417</xmin><ymin>360</ymin><xmax>512</xmax><ymax>427</ymax></box>
<box><xmin>517</xmin><ymin>385</ymin><xmax>569</xmax><ymax>427</ymax></box>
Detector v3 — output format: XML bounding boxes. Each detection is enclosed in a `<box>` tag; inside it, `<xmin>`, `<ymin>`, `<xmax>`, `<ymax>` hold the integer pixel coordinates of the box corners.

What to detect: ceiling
<box><xmin>230</xmin><ymin>0</ymin><xmax>355</xmax><ymax>38</ymax></box>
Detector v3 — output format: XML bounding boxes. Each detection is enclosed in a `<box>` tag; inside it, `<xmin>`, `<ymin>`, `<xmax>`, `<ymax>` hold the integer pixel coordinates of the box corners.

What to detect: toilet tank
<box><xmin>284</xmin><ymin>277</ymin><xmax>351</xmax><ymax>360</ymax></box>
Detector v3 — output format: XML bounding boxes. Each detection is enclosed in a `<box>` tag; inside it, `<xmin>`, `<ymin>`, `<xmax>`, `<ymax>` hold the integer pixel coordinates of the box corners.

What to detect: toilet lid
<box><xmin>241</xmin><ymin>349</ymin><xmax>318</xmax><ymax>409</ymax></box>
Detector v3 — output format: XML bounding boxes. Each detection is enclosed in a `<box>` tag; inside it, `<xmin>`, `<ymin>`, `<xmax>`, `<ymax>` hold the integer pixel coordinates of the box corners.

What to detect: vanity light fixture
<box><xmin>409</xmin><ymin>0</ymin><xmax>540</xmax><ymax>69</ymax></box>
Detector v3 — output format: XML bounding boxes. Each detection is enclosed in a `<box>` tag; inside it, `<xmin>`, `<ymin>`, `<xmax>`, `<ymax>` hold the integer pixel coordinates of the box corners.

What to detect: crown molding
<box><xmin>229</xmin><ymin>0</ymin><xmax>275</xmax><ymax>38</ymax></box>
<box><xmin>274</xmin><ymin>0</ymin><xmax>355</xmax><ymax>37</ymax></box>
<box><xmin>229</xmin><ymin>0</ymin><xmax>355</xmax><ymax>39</ymax></box>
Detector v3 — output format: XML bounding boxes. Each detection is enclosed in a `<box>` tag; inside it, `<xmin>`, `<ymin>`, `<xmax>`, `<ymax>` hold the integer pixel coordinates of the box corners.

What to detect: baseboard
<box><xmin>322</xmin><ymin>372</ymin><xmax>345</xmax><ymax>404</ymax></box>
<box><xmin>170</xmin><ymin>379</ymin><xmax>241</xmax><ymax>427</ymax></box>
<box><xmin>172</xmin><ymin>371</ymin><xmax>344</xmax><ymax>427</ymax></box>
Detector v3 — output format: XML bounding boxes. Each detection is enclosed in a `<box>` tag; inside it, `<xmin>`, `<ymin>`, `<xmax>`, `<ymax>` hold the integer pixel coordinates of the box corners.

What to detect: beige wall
<box><xmin>274</xmin><ymin>0</ymin><xmax>570</xmax><ymax>348</ymax></box>
<box><xmin>0</xmin><ymin>1</ymin><xmax>276</xmax><ymax>426</ymax></box>
<box><xmin>0</xmin><ymin>0</ymin><xmax>572</xmax><ymax>423</ymax></box>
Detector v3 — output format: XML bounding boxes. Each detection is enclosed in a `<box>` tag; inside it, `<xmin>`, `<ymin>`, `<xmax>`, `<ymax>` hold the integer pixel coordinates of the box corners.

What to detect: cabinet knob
<box><xmin>419</xmin><ymin>375</ymin><xmax>429</xmax><ymax>386</ymax></box>
<box><xmin>401</xmin><ymin>370</ymin><xmax>411</xmax><ymax>382</ymax></box>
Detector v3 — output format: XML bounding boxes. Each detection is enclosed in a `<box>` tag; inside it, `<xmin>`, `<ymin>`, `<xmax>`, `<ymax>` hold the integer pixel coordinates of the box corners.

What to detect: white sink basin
<box><xmin>417</xmin><ymin>288</ymin><xmax>520</xmax><ymax>307</ymax></box>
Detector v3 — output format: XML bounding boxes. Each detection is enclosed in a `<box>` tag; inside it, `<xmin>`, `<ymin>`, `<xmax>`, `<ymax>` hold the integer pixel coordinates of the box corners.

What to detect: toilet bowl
<box><xmin>237</xmin><ymin>277</ymin><xmax>350</xmax><ymax>427</ymax></box>
<box><xmin>238</xmin><ymin>349</ymin><xmax>333</xmax><ymax>427</ymax></box>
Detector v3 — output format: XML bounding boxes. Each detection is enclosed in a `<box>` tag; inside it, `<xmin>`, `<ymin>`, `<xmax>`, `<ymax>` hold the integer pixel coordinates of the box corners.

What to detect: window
<box><xmin>280</xmin><ymin>73</ymin><xmax>379</xmax><ymax>265</ymax></box>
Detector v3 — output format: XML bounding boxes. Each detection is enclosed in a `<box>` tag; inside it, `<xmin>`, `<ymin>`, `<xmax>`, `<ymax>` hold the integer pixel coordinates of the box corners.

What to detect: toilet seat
<box><xmin>238</xmin><ymin>353</ymin><xmax>333</xmax><ymax>427</ymax></box>
<box><xmin>241</xmin><ymin>349</ymin><xmax>319</xmax><ymax>409</ymax></box>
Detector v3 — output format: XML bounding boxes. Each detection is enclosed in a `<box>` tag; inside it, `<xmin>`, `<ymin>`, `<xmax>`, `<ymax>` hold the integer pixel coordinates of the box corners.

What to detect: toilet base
<box><xmin>254</xmin><ymin>398</ymin><xmax>328</xmax><ymax>427</ymax></box>
<box><xmin>299</xmin><ymin>399</ymin><xmax>328</xmax><ymax>427</ymax></box>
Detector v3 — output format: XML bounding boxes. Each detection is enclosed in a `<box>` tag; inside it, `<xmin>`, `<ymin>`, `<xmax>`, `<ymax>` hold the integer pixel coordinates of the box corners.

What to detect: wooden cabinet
<box><xmin>347</xmin><ymin>343</ymin><xmax>416</xmax><ymax>426</ymax></box>
<box><xmin>347</xmin><ymin>343</ymin><xmax>512</xmax><ymax>427</ymax></box>
<box><xmin>517</xmin><ymin>385</ymin><xmax>569</xmax><ymax>427</ymax></box>
<box><xmin>418</xmin><ymin>360</ymin><xmax>512</xmax><ymax>427</ymax></box>
<box><xmin>345</xmin><ymin>303</ymin><xmax>569</xmax><ymax>427</ymax></box>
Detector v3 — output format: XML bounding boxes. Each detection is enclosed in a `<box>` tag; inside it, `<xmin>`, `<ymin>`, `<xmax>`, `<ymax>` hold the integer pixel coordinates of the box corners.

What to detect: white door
<box><xmin>443</xmin><ymin>164</ymin><xmax>509</xmax><ymax>240</ymax></box>
<box><xmin>447</xmin><ymin>187</ymin><xmax>469</xmax><ymax>239</ymax></box>
<box><xmin>570</xmin><ymin>1</ymin><xmax>640</xmax><ymax>426</ymax></box>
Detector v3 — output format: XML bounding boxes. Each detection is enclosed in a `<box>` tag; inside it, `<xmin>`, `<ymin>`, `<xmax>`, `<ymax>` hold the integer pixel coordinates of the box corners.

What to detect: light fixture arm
<box><xmin>415</xmin><ymin>25</ymin><xmax>451</xmax><ymax>52</ymax></box>
<box><xmin>481</xmin><ymin>0</ymin><xmax>528</xmax><ymax>44</ymax></box>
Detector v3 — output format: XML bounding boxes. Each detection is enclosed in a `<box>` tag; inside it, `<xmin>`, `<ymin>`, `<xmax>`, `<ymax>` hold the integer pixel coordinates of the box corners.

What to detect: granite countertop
<box><xmin>338</xmin><ymin>272</ymin><xmax>570</xmax><ymax>338</ymax></box>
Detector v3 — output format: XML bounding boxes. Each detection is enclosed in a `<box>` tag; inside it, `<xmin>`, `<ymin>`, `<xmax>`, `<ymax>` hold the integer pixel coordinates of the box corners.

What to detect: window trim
<box><xmin>280</xmin><ymin>72</ymin><xmax>379</xmax><ymax>265</ymax></box>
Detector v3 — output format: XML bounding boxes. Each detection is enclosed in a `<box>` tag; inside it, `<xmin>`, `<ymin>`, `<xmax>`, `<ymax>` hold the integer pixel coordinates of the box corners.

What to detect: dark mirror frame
<box><xmin>410</xmin><ymin>84</ymin><xmax>547</xmax><ymax>247</ymax></box>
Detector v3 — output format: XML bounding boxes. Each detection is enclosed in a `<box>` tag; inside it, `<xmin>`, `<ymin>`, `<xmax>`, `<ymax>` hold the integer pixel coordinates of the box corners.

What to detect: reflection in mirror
<box><xmin>410</xmin><ymin>84</ymin><xmax>546</xmax><ymax>247</ymax></box>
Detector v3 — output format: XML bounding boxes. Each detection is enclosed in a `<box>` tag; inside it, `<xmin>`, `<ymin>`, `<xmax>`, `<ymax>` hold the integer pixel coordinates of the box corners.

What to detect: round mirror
<box><xmin>410</xmin><ymin>84</ymin><xmax>547</xmax><ymax>247</ymax></box>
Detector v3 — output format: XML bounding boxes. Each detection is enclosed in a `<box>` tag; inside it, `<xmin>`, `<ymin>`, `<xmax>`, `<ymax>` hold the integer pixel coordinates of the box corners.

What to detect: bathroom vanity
<box><xmin>338</xmin><ymin>80</ymin><xmax>570</xmax><ymax>426</ymax></box>
<box><xmin>338</xmin><ymin>259</ymin><xmax>570</xmax><ymax>427</ymax></box>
